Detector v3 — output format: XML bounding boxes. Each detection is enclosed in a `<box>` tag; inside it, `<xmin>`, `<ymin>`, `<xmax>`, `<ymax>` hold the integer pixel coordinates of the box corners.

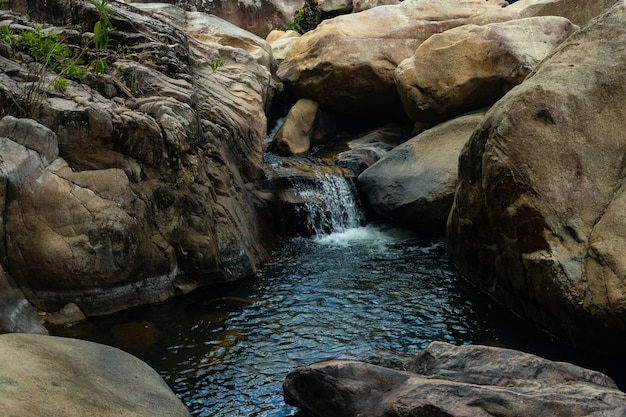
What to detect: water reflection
<box><xmin>51</xmin><ymin>222</ymin><xmax>603</xmax><ymax>416</ymax></box>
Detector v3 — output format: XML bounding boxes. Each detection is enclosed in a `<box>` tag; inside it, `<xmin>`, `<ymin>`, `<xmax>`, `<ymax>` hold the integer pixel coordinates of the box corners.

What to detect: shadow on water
<box><xmin>51</xmin><ymin>222</ymin><xmax>626</xmax><ymax>416</ymax></box>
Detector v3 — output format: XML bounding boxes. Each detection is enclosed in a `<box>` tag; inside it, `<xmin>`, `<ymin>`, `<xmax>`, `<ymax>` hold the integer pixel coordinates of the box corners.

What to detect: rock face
<box><xmin>358</xmin><ymin>112</ymin><xmax>484</xmax><ymax>233</ymax></box>
<box><xmin>276</xmin><ymin>0</ymin><xmax>515</xmax><ymax>118</ymax></box>
<box><xmin>284</xmin><ymin>341</ymin><xmax>626</xmax><ymax>417</ymax></box>
<box><xmin>395</xmin><ymin>16</ymin><xmax>578</xmax><ymax>122</ymax></box>
<box><xmin>447</xmin><ymin>3</ymin><xmax>626</xmax><ymax>354</ymax></box>
<box><xmin>0</xmin><ymin>0</ymin><xmax>279</xmax><ymax>327</ymax></box>
<box><xmin>127</xmin><ymin>0</ymin><xmax>303</xmax><ymax>37</ymax></box>
<box><xmin>0</xmin><ymin>333</ymin><xmax>190</xmax><ymax>417</ymax></box>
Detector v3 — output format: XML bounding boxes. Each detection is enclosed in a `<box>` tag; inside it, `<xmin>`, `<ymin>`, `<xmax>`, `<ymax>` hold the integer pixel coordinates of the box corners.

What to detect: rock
<box><xmin>318</xmin><ymin>0</ymin><xmax>353</xmax><ymax>14</ymax></box>
<box><xmin>276</xmin><ymin>0</ymin><xmax>516</xmax><ymax>118</ymax></box>
<box><xmin>265</xmin><ymin>28</ymin><xmax>299</xmax><ymax>43</ymax></box>
<box><xmin>42</xmin><ymin>303</ymin><xmax>87</xmax><ymax>327</ymax></box>
<box><xmin>507</xmin><ymin>0</ymin><xmax>621</xmax><ymax>26</ymax></box>
<box><xmin>447</xmin><ymin>3</ymin><xmax>626</xmax><ymax>354</ymax></box>
<box><xmin>3</xmin><ymin>139</ymin><xmax>175</xmax><ymax>315</ymax></box>
<box><xmin>352</xmin><ymin>0</ymin><xmax>399</xmax><ymax>13</ymax></box>
<box><xmin>0</xmin><ymin>267</ymin><xmax>46</xmax><ymax>334</ymax></box>
<box><xmin>283</xmin><ymin>341</ymin><xmax>626</xmax><ymax>417</ymax></box>
<box><xmin>0</xmin><ymin>2</ymin><xmax>280</xmax><ymax>321</ymax></box>
<box><xmin>358</xmin><ymin>112</ymin><xmax>484</xmax><ymax>233</ymax></box>
<box><xmin>395</xmin><ymin>16</ymin><xmax>578</xmax><ymax>122</ymax></box>
<box><xmin>128</xmin><ymin>0</ymin><xmax>300</xmax><ymax>38</ymax></box>
<box><xmin>269</xmin><ymin>31</ymin><xmax>301</xmax><ymax>62</ymax></box>
<box><xmin>0</xmin><ymin>333</ymin><xmax>190</xmax><ymax>417</ymax></box>
<box><xmin>269</xmin><ymin>98</ymin><xmax>336</xmax><ymax>156</ymax></box>
<box><xmin>334</xmin><ymin>124</ymin><xmax>412</xmax><ymax>177</ymax></box>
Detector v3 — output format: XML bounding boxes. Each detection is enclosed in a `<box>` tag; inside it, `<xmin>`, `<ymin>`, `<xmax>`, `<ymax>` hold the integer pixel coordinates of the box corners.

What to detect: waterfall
<box><xmin>270</xmin><ymin>163</ymin><xmax>365</xmax><ymax>237</ymax></box>
<box><xmin>293</xmin><ymin>171</ymin><xmax>364</xmax><ymax>236</ymax></box>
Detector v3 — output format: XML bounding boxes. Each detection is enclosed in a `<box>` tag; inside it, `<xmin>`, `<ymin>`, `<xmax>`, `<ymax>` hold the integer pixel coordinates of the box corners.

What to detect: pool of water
<box><xmin>51</xmin><ymin>222</ymin><xmax>622</xmax><ymax>416</ymax></box>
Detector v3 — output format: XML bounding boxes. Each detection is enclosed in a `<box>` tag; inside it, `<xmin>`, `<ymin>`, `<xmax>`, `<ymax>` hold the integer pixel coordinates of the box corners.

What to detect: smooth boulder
<box><xmin>395</xmin><ymin>16</ymin><xmax>578</xmax><ymax>122</ymax></box>
<box><xmin>269</xmin><ymin>98</ymin><xmax>336</xmax><ymax>156</ymax></box>
<box><xmin>276</xmin><ymin>0</ymin><xmax>515</xmax><ymax>118</ymax></box>
<box><xmin>447</xmin><ymin>3</ymin><xmax>626</xmax><ymax>354</ymax></box>
<box><xmin>358</xmin><ymin>112</ymin><xmax>484</xmax><ymax>233</ymax></box>
<box><xmin>0</xmin><ymin>333</ymin><xmax>190</xmax><ymax>417</ymax></box>
<box><xmin>284</xmin><ymin>341</ymin><xmax>626</xmax><ymax>417</ymax></box>
<box><xmin>508</xmin><ymin>0</ymin><xmax>621</xmax><ymax>26</ymax></box>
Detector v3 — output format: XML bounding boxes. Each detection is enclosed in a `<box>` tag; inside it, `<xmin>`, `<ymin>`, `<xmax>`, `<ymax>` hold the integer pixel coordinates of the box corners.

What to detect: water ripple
<box><xmin>51</xmin><ymin>222</ymin><xmax>594</xmax><ymax>416</ymax></box>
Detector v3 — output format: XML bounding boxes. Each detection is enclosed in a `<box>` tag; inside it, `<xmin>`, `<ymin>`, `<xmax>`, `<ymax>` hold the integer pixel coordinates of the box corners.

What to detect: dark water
<box><xmin>51</xmin><ymin>221</ymin><xmax>623</xmax><ymax>416</ymax></box>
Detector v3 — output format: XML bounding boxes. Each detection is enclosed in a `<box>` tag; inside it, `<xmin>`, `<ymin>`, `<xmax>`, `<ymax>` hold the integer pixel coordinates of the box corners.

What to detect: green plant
<box><xmin>12</xmin><ymin>28</ymin><xmax>88</xmax><ymax>80</ymax></box>
<box><xmin>54</xmin><ymin>75</ymin><xmax>67</xmax><ymax>92</ymax></box>
<box><xmin>90</xmin><ymin>0</ymin><xmax>115</xmax><ymax>73</ymax></box>
<box><xmin>0</xmin><ymin>25</ymin><xmax>11</xmax><ymax>43</ymax></box>
<box><xmin>286</xmin><ymin>8</ymin><xmax>305</xmax><ymax>32</ymax></box>
<box><xmin>209</xmin><ymin>59</ymin><xmax>224</xmax><ymax>72</ymax></box>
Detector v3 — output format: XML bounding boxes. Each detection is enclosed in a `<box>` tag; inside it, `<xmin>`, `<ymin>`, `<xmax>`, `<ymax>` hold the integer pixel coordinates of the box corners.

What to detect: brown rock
<box><xmin>447</xmin><ymin>3</ymin><xmax>626</xmax><ymax>354</ymax></box>
<box><xmin>284</xmin><ymin>341</ymin><xmax>626</xmax><ymax>417</ymax></box>
<box><xmin>358</xmin><ymin>112</ymin><xmax>484</xmax><ymax>233</ymax></box>
<box><xmin>277</xmin><ymin>0</ymin><xmax>515</xmax><ymax>118</ymax></box>
<box><xmin>395</xmin><ymin>16</ymin><xmax>578</xmax><ymax>122</ymax></box>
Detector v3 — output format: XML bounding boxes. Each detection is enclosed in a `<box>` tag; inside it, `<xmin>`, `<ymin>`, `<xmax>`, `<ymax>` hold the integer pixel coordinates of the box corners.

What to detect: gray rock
<box><xmin>358</xmin><ymin>112</ymin><xmax>484</xmax><ymax>233</ymax></box>
<box><xmin>0</xmin><ymin>333</ymin><xmax>190</xmax><ymax>417</ymax></box>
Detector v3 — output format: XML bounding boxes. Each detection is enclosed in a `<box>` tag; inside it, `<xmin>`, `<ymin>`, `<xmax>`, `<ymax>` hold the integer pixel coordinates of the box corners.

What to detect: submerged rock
<box><xmin>284</xmin><ymin>341</ymin><xmax>626</xmax><ymax>417</ymax></box>
<box><xmin>447</xmin><ymin>3</ymin><xmax>626</xmax><ymax>354</ymax></box>
<box><xmin>0</xmin><ymin>333</ymin><xmax>190</xmax><ymax>417</ymax></box>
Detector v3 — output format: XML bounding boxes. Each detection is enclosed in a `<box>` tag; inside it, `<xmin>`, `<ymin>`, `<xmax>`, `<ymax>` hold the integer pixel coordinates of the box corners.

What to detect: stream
<box><xmin>51</xmin><ymin>163</ymin><xmax>623</xmax><ymax>416</ymax></box>
<box><xmin>51</xmin><ymin>223</ymin><xmax>612</xmax><ymax>416</ymax></box>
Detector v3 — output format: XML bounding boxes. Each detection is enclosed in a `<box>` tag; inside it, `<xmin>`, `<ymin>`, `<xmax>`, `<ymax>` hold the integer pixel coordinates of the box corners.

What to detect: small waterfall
<box><xmin>293</xmin><ymin>171</ymin><xmax>364</xmax><ymax>236</ymax></box>
<box><xmin>270</xmin><ymin>163</ymin><xmax>365</xmax><ymax>237</ymax></box>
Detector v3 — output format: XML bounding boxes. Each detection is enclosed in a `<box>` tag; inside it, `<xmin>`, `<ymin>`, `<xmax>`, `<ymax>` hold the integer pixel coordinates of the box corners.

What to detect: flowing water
<box><xmin>51</xmin><ymin>171</ymin><xmax>623</xmax><ymax>416</ymax></box>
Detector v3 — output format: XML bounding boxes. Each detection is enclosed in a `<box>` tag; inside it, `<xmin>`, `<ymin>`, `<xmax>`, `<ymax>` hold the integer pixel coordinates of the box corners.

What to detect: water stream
<box><xmin>51</xmin><ymin>165</ymin><xmax>623</xmax><ymax>416</ymax></box>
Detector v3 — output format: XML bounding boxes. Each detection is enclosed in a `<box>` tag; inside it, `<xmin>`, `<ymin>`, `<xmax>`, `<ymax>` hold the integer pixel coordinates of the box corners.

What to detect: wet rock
<box><xmin>284</xmin><ymin>341</ymin><xmax>626</xmax><ymax>417</ymax></box>
<box><xmin>447</xmin><ymin>3</ymin><xmax>626</xmax><ymax>354</ymax></box>
<box><xmin>0</xmin><ymin>333</ymin><xmax>190</xmax><ymax>417</ymax></box>
<box><xmin>358</xmin><ymin>112</ymin><xmax>484</xmax><ymax>233</ymax></box>
<box><xmin>395</xmin><ymin>16</ymin><xmax>578</xmax><ymax>122</ymax></box>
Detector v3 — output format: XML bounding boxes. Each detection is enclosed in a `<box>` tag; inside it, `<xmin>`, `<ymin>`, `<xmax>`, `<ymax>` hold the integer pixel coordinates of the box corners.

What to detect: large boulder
<box><xmin>447</xmin><ymin>3</ymin><xmax>626</xmax><ymax>354</ymax></box>
<box><xmin>507</xmin><ymin>0</ymin><xmax>622</xmax><ymax>26</ymax></box>
<box><xmin>284</xmin><ymin>341</ymin><xmax>626</xmax><ymax>417</ymax></box>
<box><xmin>358</xmin><ymin>112</ymin><xmax>484</xmax><ymax>233</ymax></box>
<box><xmin>0</xmin><ymin>333</ymin><xmax>190</xmax><ymax>417</ymax></box>
<box><xmin>395</xmin><ymin>16</ymin><xmax>578</xmax><ymax>122</ymax></box>
<box><xmin>0</xmin><ymin>2</ymin><xmax>280</xmax><ymax>324</ymax></box>
<box><xmin>276</xmin><ymin>0</ymin><xmax>516</xmax><ymax>118</ymax></box>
